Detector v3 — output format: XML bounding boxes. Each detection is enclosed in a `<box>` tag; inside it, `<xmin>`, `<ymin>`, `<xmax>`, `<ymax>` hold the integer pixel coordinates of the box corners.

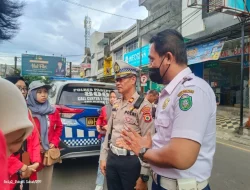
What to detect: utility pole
<box><xmin>4</xmin><ymin>64</ymin><xmax>7</xmax><ymax>78</ymax></box>
<box><xmin>14</xmin><ymin>57</ymin><xmax>17</xmax><ymax>70</ymax></box>
<box><xmin>137</xmin><ymin>19</ymin><xmax>144</xmax><ymax>94</ymax></box>
<box><xmin>69</xmin><ymin>62</ymin><xmax>72</xmax><ymax>78</ymax></box>
<box><xmin>239</xmin><ymin>18</ymin><xmax>246</xmax><ymax>135</ymax></box>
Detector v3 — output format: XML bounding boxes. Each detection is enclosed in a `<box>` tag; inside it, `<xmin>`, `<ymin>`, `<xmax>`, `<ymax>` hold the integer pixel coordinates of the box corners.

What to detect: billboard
<box><xmin>187</xmin><ymin>39</ymin><xmax>225</xmax><ymax>65</ymax></box>
<box><xmin>22</xmin><ymin>54</ymin><xmax>66</xmax><ymax>76</ymax></box>
<box><xmin>124</xmin><ymin>44</ymin><xmax>150</xmax><ymax>67</ymax></box>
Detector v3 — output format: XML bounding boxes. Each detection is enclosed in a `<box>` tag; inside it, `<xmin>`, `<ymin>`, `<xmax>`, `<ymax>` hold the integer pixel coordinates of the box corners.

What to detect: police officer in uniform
<box><xmin>100</xmin><ymin>60</ymin><xmax>154</xmax><ymax>190</ymax></box>
<box><xmin>121</xmin><ymin>29</ymin><xmax>216</xmax><ymax>190</ymax></box>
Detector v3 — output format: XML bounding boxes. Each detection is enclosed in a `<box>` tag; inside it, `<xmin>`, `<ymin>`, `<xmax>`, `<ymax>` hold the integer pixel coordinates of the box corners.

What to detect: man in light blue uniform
<box><xmin>121</xmin><ymin>29</ymin><xmax>216</xmax><ymax>190</ymax></box>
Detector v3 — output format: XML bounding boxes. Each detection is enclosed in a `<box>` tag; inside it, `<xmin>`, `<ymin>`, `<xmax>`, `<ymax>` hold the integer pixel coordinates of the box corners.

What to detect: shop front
<box><xmin>187</xmin><ymin>37</ymin><xmax>250</xmax><ymax>108</ymax></box>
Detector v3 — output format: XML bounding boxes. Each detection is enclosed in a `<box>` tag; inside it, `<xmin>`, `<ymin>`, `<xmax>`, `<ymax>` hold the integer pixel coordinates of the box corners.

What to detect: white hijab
<box><xmin>0</xmin><ymin>78</ymin><xmax>33</xmax><ymax>139</ymax></box>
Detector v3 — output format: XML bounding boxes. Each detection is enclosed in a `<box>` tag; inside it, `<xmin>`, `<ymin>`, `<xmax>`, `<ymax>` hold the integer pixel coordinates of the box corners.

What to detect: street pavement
<box><xmin>52</xmin><ymin>140</ymin><xmax>250</xmax><ymax>190</ymax></box>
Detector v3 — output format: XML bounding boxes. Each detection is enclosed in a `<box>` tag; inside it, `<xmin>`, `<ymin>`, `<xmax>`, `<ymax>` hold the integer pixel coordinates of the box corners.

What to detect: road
<box><xmin>52</xmin><ymin>140</ymin><xmax>250</xmax><ymax>190</ymax></box>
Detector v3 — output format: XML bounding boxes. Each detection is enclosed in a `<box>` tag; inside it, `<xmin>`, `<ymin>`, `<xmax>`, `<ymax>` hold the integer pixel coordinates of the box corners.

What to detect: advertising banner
<box><xmin>187</xmin><ymin>39</ymin><xmax>225</xmax><ymax>65</ymax></box>
<box><xmin>104</xmin><ymin>56</ymin><xmax>112</xmax><ymax>76</ymax></box>
<box><xmin>22</xmin><ymin>54</ymin><xmax>66</xmax><ymax>76</ymax></box>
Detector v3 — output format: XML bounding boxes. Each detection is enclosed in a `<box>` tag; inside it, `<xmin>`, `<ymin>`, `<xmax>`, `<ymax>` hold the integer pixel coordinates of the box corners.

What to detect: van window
<box><xmin>59</xmin><ymin>85</ymin><xmax>113</xmax><ymax>106</ymax></box>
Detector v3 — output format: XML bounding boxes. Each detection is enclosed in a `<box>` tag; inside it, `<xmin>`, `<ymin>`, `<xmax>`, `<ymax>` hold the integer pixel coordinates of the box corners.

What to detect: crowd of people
<box><xmin>0</xmin><ymin>77</ymin><xmax>63</xmax><ymax>190</ymax></box>
<box><xmin>0</xmin><ymin>29</ymin><xmax>216</xmax><ymax>190</ymax></box>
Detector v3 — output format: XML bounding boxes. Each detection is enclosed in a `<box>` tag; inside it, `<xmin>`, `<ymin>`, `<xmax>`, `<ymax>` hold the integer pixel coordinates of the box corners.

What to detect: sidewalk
<box><xmin>216</xmin><ymin>115</ymin><xmax>250</xmax><ymax>146</ymax></box>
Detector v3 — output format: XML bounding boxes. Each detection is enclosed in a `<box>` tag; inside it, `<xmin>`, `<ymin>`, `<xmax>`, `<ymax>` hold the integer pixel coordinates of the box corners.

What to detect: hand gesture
<box><xmin>121</xmin><ymin>126</ymin><xmax>152</xmax><ymax>156</ymax></box>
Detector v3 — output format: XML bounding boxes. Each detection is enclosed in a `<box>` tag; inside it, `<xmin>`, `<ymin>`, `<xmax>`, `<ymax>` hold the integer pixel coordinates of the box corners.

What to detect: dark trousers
<box><xmin>106</xmin><ymin>151</ymin><xmax>141</xmax><ymax>190</ymax></box>
<box><xmin>152</xmin><ymin>178</ymin><xmax>211</xmax><ymax>190</ymax></box>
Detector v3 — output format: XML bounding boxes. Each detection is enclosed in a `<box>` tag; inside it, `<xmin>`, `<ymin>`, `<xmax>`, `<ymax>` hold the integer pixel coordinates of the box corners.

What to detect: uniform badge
<box><xmin>178</xmin><ymin>89</ymin><xmax>194</xmax><ymax>97</ymax></box>
<box><xmin>143</xmin><ymin>113</ymin><xmax>152</xmax><ymax>123</ymax></box>
<box><xmin>141</xmin><ymin>106</ymin><xmax>151</xmax><ymax>114</ymax></box>
<box><xmin>114</xmin><ymin>62</ymin><xmax>120</xmax><ymax>73</ymax></box>
<box><xmin>179</xmin><ymin>94</ymin><xmax>192</xmax><ymax>111</ymax></box>
<box><xmin>162</xmin><ymin>98</ymin><xmax>170</xmax><ymax>109</ymax></box>
<box><xmin>128</xmin><ymin>98</ymin><xmax>134</xmax><ymax>103</ymax></box>
<box><xmin>182</xmin><ymin>76</ymin><xmax>193</xmax><ymax>84</ymax></box>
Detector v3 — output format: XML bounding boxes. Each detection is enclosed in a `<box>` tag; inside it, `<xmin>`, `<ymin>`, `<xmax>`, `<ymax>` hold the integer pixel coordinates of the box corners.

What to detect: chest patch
<box><xmin>162</xmin><ymin>98</ymin><xmax>170</xmax><ymax>110</ymax></box>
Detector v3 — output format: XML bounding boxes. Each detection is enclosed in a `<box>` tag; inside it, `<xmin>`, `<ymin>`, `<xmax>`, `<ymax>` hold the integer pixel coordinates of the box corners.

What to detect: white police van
<box><xmin>48</xmin><ymin>77</ymin><xmax>116</xmax><ymax>159</ymax></box>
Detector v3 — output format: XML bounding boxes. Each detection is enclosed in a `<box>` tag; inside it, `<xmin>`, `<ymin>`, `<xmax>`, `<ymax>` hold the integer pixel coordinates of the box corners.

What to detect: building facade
<box><xmin>89</xmin><ymin>31</ymin><xmax>123</xmax><ymax>81</ymax></box>
<box><xmin>87</xmin><ymin>0</ymin><xmax>250</xmax><ymax>112</ymax></box>
<box><xmin>184</xmin><ymin>0</ymin><xmax>250</xmax><ymax>111</ymax></box>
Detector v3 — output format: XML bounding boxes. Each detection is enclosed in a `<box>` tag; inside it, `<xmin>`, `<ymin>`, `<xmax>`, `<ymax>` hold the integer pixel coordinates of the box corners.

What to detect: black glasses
<box><xmin>16</xmin><ymin>86</ymin><xmax>28</xmax><ymax>92</ymax></box>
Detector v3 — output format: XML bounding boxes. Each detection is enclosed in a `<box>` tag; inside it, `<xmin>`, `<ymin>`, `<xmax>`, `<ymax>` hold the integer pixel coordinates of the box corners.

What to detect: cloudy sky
<box><xmin>0</xmin><ymin>0</ymin><xmax>148</xmax><ymax>65</ymax></box>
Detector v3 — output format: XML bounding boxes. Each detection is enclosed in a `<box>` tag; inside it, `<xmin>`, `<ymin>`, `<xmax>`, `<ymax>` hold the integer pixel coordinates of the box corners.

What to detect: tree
<box><xmin>0</xmin><ymin>0</ymin><xmax>25</xmax><ymax>41</ymax></box>
<box><xmin>23</xmin><ymin>76</ymin><xmax>51</xmax><ymax>85</ymax></box>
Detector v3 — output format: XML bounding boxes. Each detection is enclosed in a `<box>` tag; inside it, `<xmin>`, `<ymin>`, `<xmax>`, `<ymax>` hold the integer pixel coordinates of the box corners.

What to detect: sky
<box><xmin>0</xmin><ymin>0</ymin><xmax>148</xmax><ymax>65</ymax></box>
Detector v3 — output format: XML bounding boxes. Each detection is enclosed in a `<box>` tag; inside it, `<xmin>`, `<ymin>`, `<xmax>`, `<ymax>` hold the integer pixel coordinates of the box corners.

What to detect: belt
<box><xmin>152</xmin><ymin>172</ymin><xmax>209</xmax><ymax>190</ymax></box>
<box><xmin>110</xmin><ymin>144</ymin><xmax>135</xmax><ymax>156</ymax></box>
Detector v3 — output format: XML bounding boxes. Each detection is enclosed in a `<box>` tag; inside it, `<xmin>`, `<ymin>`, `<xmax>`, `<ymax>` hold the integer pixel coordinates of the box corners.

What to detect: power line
<box><xmin>61</xmin><ymin>0</ymin><xmax>138</xmax><ymax>20</ymax></box>
<box><xmin>181</xmin><ymin>9</ymin><xmax>200</xmax><ymax>26</ymax></box>
<box><xmin>181</xmin><ymin>11</ymin><xmax>202</xmax><ymax>29</ymax></box>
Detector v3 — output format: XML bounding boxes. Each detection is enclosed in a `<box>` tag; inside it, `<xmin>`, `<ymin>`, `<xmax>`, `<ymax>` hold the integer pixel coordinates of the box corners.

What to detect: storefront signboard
<box><xmin>220</xmin><ymin>44</ymin><xmax>250</xmax><ymax>58</ymax></box>
<box><xmin>187</xmin><ymin>39</ymin><xmax>225</xmax><ymax>65</ymax></box>
<box><xmin>124</xmin><ymin>44</ymin><xmax>150</xmax><ymax>67</ymax></box>
<box><xmin>204</xmin><ymin>61</ymin><xmax>220</xmax><ymax>69</ymax></box>
<box><xmin>103</xmin><ymin>56</ymin><xmax>112</xmax><ymax>76</ymax></box>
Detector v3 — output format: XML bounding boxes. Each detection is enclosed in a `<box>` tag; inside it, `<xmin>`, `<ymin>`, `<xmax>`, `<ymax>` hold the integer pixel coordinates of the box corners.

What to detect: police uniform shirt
<box><xmin>151</xmin><ymin>67</ymin><xmax>216</xmax><ymax>182</ymax></box>
<box><xmin>100</xmin><ymin>92</ymin><xmax>154</xmax><ymax>174</ymax></box>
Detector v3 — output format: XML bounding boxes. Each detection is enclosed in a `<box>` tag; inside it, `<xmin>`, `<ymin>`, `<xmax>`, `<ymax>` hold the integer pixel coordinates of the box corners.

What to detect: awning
<box><xmin>187</xmin><ymin>39</ymin><xmax>225</xmax><ymax>65</ymax></box>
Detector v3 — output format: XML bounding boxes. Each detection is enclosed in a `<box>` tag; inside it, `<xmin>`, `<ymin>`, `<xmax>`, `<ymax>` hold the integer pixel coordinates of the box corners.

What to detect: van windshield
<box><xmin>59</xmin><ymin>85</ymin><xmax>113</xmax><ymax>106</ymax></box>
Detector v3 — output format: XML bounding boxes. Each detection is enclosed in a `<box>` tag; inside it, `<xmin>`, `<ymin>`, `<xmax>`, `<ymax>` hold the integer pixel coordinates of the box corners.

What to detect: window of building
<box><xmin>126</xmin><ymin>40</ymin><xmax>138</xmax><ymax>53</ymax></box>
<box><xmin>202</xmin><ymin>0</ymin><xmax>220</xmax><ymax>18</ymax></box>
<box><xmin>207</xmin><ymin>0</ymin><xmax>223</xmax><ymax>13</ymax></box>
<box><xmin>114</xmin><ymin>49</ymin><xmax>123</xmax><ymax>60</ymax></box>
<box><xmin>98</xmin><ymin>58</ymin><xmax>104</xmax><ymax>70</ymax></box>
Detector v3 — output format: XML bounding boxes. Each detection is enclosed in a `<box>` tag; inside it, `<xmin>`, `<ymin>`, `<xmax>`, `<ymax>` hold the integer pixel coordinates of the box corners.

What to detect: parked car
<box><xmin>48</xmin><ymin>77</ymin><xmax>116</xmax><ymax>159</ymax></box>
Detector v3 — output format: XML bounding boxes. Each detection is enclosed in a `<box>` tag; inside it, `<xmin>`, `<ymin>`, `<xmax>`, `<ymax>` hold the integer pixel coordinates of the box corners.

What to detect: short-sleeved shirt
<box><xmin>151</xmin><ymin>67</ymin><xmax>216</xmax><ymax>182</ymax></box>
<box><xmin>100</xmin><ymin>92</ymin><xmax>154</xmax><ymax>174</ymax></box>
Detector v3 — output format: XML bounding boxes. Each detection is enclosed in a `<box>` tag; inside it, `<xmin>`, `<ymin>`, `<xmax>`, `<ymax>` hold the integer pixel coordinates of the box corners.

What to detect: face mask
<box><xmin>149</xmin><ymin>57</ymin><xmax>170</xmax><ymax>84</ymax></box>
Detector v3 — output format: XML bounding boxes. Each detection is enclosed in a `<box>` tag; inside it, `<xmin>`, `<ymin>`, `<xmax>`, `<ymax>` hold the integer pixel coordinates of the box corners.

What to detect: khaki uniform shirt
<box><xmin>100</xmin><ymin>91</ymin><xmax>154</xmax><ymax>175</ymax></box>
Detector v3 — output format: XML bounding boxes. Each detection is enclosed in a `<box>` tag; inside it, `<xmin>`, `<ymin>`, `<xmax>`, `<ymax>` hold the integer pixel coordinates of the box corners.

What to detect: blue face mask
<box><xmin>149</xmin><ymin>57</ymin><xmax>170</xmax><ymax>84</ymax></box>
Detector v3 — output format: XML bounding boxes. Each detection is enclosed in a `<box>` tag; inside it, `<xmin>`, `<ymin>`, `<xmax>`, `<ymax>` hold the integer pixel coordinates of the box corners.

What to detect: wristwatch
<box><xmin>140</xmin><ymin>174</ymin><xmax>149</xmax><ymax>182</ymax></box>
<box><xmin>138</xmin><ymin>147</ymin><xmax>149</xmax><ymax>163</ymax></box>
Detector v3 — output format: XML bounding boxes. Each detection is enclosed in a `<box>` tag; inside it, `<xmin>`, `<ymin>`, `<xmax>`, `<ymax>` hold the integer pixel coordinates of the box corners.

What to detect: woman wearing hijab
<box><xmin>5</xmin><ymin>76</ymin><xmax>41</xmax><ymax>190</ymax></box>
<box><xmin>27</xmin><ymin>81</ymin><xmax>63</xmax><ymax>190</ymax></box>
<box><xmin>95</xmin><ymin>91</ymin><xmax>117</xmax><ymax>190</ymax></box>
<box><xmin>0</xmin><ymin>78</ymin><xmax>34</xmax><ymax>190</ymax></box>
